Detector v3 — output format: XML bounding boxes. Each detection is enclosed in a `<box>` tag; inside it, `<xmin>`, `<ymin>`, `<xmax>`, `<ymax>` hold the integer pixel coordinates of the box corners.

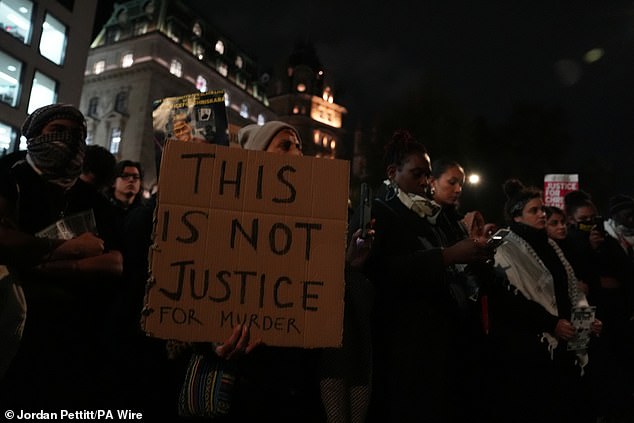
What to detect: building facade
<box><xmin>268</xmin><ymin>41</ymin><xmax>347</xmax><ymax>160</ymax></box>
<box><xmin>82</xmin><ymin>0</ymin><xmax>278</xmax><ymax>186</ymax></box>
<box><xmin>0</xmin><ymin>0</ymin><xmax>97</xmax><ymax>153</ymax></box>
<box><xmin>82</xmin><ymin>0</ymin><xmax>350</xmax><ymax>188</ymax></box>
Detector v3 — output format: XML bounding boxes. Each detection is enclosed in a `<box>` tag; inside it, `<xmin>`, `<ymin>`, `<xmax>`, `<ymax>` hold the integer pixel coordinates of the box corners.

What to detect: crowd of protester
<box><xmin>0</xmin><ymin>104</ymin><xmax>632</xmax><ymax>423</ymax></box>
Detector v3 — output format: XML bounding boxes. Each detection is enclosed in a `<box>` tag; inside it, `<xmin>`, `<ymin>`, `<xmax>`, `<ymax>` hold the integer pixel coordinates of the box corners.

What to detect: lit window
<box><xmin>224</xmin><ymin>92</ymin><xmax>230</xmax><ymax>106</ymax></box>
<box><xmin>322</xmin><ymin>86</ymin><xmax>332</xmax><ymax>102</ymax></box>
<box><xmin>215</xmin><ymin>40</ymin><xmax>224</xmax><ymax>55</ymax></box>
<box><xmin>257</xmin><ymin>114</ymin><xmax>265</xmax><ymax>125</ymax></box>
<box><xmin>121</xmin><ymin>53</ymin><xmax>133</xmax><ymax>68</ymax></box>
<box><xmin>109</xmin><ymin>127</ymin><xmax>121</xmax><ymax>154</ymax></box>
<box><xmin>240</xmin><ymin>103</ymin><xmax>248</xmax><ymax>119</ymax></box>
<box><xmin>94</xmin><ymin>60</ymin><xmax>105</xmax><ymax>74</ymax></box>
<box><xmin>192</xmin><ymin>22</ymin><xmax>202</xmax><ymax>37</ymax></box>
<box><xmin>85</xmin><ymin>131</ymin><xmax>93</xmax><ymax>145</ymax></box>
<box><xmin>235</xmin><ymin>56</ymin><xmax>243</xmax><ymax>69</ymax></box>
<box><xmin>296</xmin><ymin>83</ymin><xmax>306</xmax><ymax>92</ymax></box>
<box><xmin>322</xmin><ymin>136</ymin><xmax>328</xmax><ymax>147</ymax></box>
<box><xmin>166</xmin><ymin>22</ymin><xmax>179</xmax><ymax>42</ymax></box>
<box><xmin>0</xmin><ymin>50</ymin><xmax>22</xmax><ymax>107</ymax></box>
<box><xmin>106</xmin><ymin>27</ymin><xmax>121</xmax><ymax>43</ymax></box>
<box><xmin>330</xmin><ymin>140</ymin><xmax>336</xmax><ymax>150</ymax></box>
<box><xmin>0</xmin><ymin>121</ymin><xmax>16</xmax><ymax>153</ymax></box>
<box><xmin>193</xmin><ymin>43</ymin><xmax>204</xmax><ymax>60</ymax></box>
<box><xmin>27</xmin><ymin>71</ymin><xmax>57</xmax><ymax>113</ymax></box>
<box><xmin>88</xmin><ymin>97</ymin><xmax>99</xmax><ymax>117</ymax></box>
<box><xmin>292</xmin><ymin>106</ymin><xmax>299</xmax><ymax>114</ymax></box>
<box><xmin>196</xmin><ymin>75</ymin><xmax>207</xmax><ymax>92</ymax></box>
<box><xmin>134</xmin><ymin>21</ymin><xmax>147</xmax><ymax>35</ymax></box>
<box><xmin>217</xmin><ymin>61</ymin><xmax>228</xmax><ymax>77</ymax></box>
<box><xmin>170</xmin><ymin>59</ymin><xmax>182</xmax><ymax>77</ymax></box>
<box><xmin>39</xmin><ymin>13</ymin><xmax>67</xmax><ymax>65</ymax></box>
<box><xmin>0</xmin><ymin>0</ymin><xmax>33</xmax><ymax>44</ymax></box>
<box><xmin>313</xmin><ymin>131</ymin><xmax>320</xmax><ymax>143</ymax></box>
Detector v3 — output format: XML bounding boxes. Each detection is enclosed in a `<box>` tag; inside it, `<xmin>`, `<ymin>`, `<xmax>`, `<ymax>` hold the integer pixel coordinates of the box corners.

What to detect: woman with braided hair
<box><xmin>364</xmin><ymin>130</ymin><xmax>493</xmax><ymax>422</ymax></box>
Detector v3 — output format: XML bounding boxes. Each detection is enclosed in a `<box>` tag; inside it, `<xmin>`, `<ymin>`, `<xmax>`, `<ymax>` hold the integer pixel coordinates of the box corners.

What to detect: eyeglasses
<box><xmin>119</xmin><ymin>173</ymin><xmax>141</xmax><ymax>181</ymax></box>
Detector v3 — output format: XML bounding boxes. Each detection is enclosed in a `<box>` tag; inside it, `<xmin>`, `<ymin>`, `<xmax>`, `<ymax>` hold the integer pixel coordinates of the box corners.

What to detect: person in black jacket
<box><xmin>490</xmin><ymin>179</ymin><xmax>603</xmax><ymax>423</ymax></box>
<box><xmin>364</xmin><ymin>130</ymin><xmax>491</xmax><ymax>423</ymax></box>
<box><xmin>0</xmin><ymin>104</ymin><xmax>123</xmax><ymax>409</ymax></box>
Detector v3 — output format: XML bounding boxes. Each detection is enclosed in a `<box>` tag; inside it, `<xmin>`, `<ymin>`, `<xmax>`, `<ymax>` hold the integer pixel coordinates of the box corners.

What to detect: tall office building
<box><xmin>0</xmin><ymin>0</ymin><xmax>97</xmax><ymax>153</ymax></box>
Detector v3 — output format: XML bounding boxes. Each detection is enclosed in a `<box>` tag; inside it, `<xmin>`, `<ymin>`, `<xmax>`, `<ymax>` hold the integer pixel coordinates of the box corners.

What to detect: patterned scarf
<box><xmin>495</xmin><ymin>227</ymin><xmax>590</xmax><ymax>373</ymax></box>
<box><xmin>26</xmin><ymin>128</ymin><xmax>86</xmax><ymax>189</ymax></box>
<box><xmin>605</xmin><ymin>218</ymin><xmax>634</xmax><ymax>256</ymax></box>
<box><xmin>383</xmin><ymin>179</ymin><xmax>442</xmax><ymax>223</ymax></box>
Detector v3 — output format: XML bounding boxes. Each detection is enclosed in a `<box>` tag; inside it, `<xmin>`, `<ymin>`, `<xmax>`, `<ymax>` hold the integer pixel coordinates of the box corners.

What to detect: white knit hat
<box><xmin>238</xmin><ymin>121</ymin><xmax>302</xmax><ymax>151</ymax></box>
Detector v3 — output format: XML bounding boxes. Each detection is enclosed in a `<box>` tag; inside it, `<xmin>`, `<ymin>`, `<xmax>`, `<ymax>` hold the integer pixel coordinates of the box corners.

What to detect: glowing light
<box><xmin>583</xmin><ymin>48</ymin><xmax>604</xmax><ymax>64</ymax></box>
<box><xmin>468</xmin><ymin>174</ymin><xmax>480</xmax><ymax>185</ymax></box>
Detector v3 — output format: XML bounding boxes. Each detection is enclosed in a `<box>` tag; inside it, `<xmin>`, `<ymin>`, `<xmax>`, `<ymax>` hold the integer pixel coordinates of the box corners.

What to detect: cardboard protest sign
<box><xmin>543</xmin><ymin>174</ymin><xmax>579</xmax><ymax>209</ymax></box>
<box><xmin>142</xmin><ymin>140</ymin><xmax>349</xmax><ymax>348</ymax></box>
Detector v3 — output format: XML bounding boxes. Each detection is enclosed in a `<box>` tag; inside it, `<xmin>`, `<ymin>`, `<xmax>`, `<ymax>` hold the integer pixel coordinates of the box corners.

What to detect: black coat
<box><xmin>365</xmin><ymin>195</ymin><xmax>456</xmax><ymax>422</ymax></box>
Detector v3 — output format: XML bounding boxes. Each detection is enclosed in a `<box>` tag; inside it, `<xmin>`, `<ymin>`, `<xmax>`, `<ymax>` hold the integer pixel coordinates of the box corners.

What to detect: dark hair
<box><xmin>115</xmin><ymin>160</ymin><xmax>144</xmax><ymax>181</ymax></box>
<box><xmin>503</xmin><ymin>178</ymin><xmax>542</xmax><ymax>222</ymax></box>
<box><xmin>383</xmin><ymin>129</ymin><xmax>427</xmax><ymax>170</ymax></box>
<box><xmin>545</xmin><ymin>205</ymin><xmax>565</xmax><ymax>220</ymax></box>
<box><xmin>431</xmin><ymin>158</ymin><xmax>463</xmax><ymax>179</ymax></box>
<box><xmin>82</xmin><ymin>145</ymin><xmax>116</xmax><ymax>188</ymax></box>
<box><xmin>563</xmin><ymin>190</ymin><xmax>595</xmax><ymax>218</ymax></box>
<box><xmin>608</xmin><ymin>194</ymin><xmax>634</xmax><ymax>217</ymax></box>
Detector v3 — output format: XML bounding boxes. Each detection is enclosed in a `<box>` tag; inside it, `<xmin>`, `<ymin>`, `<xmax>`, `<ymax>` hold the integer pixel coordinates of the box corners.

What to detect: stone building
<box><xmin>82</xmin><ymin>0</ymin><xmax>349</xmax><ymax>188</ymax></box>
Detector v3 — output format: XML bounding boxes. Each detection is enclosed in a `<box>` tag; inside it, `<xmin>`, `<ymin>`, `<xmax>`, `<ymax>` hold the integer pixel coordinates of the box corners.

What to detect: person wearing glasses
<box><xmin>103</xmin><ymin>159</ymin><xmax>179</xmax><ymax>417</ymax></box>
<box><xmin>108</xmin><ymin>160</ymin><xmax>144</xmax><ymax>211</ymax></box>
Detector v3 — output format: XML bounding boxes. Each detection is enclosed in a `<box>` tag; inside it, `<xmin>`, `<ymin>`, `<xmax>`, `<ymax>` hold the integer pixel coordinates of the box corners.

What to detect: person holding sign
<box><xmin>364</xmin><ymin>130</ymin><xmax>493</xmax><ymax>423</ymax></box>
<box><xmin>168</xmin><ymin>121</ymin><xmax>326</xmax><ymax>422</ymax></box>
<box><xmin>239</xmin><ymin>120</ymin><xmax>303</xmax><ymax>155</ymax></box>
<box><xmin>488</xmin><ymin>179</ymin><xmax>602</xmax><ymax>423</ymax></box>
<box><xmin>244</xmin><ymin>121</ymin><xmax>374</xmax><ymax>423</ymax></box>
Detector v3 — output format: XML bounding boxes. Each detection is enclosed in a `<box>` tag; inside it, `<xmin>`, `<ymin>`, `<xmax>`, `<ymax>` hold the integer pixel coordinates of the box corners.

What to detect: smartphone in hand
<box><xmin>487</xmin><ymin>228</ymin><xmax>510</xmax><ymax>249</ymax></box>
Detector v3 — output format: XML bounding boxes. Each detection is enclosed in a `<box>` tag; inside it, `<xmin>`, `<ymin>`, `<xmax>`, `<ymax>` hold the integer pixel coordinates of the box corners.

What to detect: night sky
<box><xmin>186</xmin><ymin>3</ymin><xmax>632</xmax><ymax>160</ymax></box>
<box><xmin>96</xmin><ymin>1</ymin><xmax>634</xmax><ymax>212</ymax></box>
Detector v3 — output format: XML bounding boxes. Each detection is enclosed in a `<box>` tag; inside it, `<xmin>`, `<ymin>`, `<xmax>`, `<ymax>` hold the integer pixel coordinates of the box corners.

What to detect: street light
<box><xmin>468</xmin><ymin>173</ymin><xmax>480</xmax><ymax>185</ymax></box>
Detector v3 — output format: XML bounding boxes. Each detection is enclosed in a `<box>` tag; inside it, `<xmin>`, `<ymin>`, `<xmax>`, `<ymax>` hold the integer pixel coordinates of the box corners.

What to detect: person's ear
<box><xmin>386</xmin><ymin>165</ymin><xmax>397</xmax><ymax>180</ymax></box>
